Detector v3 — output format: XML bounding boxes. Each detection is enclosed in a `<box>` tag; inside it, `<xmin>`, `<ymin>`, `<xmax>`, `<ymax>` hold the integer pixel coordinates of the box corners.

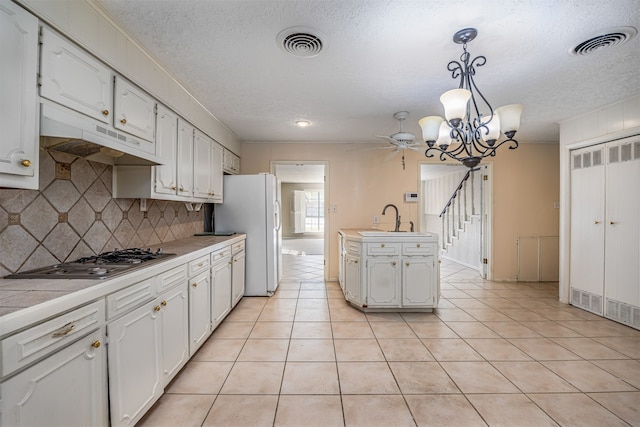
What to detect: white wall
<box><xmin>558</xmin><ymin>94</ymin><xmax>640</xmax><ymax>303</ymax></box>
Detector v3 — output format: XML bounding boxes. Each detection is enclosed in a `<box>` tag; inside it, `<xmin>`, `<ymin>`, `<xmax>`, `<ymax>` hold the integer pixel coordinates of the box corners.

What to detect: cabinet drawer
<box><xmin>156</xmin><ymin>265</ymin><xmax>187</xmax><ymax>293</ymax></box>
<box><xmin>367</xmin><ymin>242</ymin><xmax>401</xmax><ymax>256</ymax></box>
<box><xmin>346</xmin><ymin>241</ymin><xmax>361</xmax><ymax>256</ymax></box>
<box><xmin>211</xmin><ymin>246</ymin><xmax>232</xmax><ymax>264</ymax></box>
<box><xmin>107</xmin><ymin>278</ymin><xmax>156</xmax><ymax>320</ymax></box>
<box><xmin>188</xmin><ymin>255</ymin><xmax>211</xmax><ymax>277</ymax></box>
<box><xmin>231</xmin><ymin>240</ymin><xmax>245</xmax><ymax>254</ymax></box>
<box><xmin>402</xmin><ymin>242</ymin><xmax>435</xmax><ymax>256</ymax></box>
<box><xmin>1</xmin><ymin>300</ymin><xmax>105</xmax><ymax>377</ymax></box>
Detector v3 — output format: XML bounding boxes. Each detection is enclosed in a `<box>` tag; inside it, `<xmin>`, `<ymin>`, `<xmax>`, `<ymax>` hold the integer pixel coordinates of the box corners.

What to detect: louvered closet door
<box><xmin>570</xmin><ymin>145</ymin><xmax>605</xmax><ymax>314</ymax></box>
<box><xmin>604</xmin><ymin>136</ymin><xmax>640</xmax><ymax>325</ymax></box>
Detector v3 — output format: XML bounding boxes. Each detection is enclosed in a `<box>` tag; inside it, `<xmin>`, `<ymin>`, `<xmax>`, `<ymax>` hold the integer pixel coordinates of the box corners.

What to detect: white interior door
<box><xmin>570</xmin><ymin>145</ymin><xmax>606</xmax><ymax>312</ymax></box>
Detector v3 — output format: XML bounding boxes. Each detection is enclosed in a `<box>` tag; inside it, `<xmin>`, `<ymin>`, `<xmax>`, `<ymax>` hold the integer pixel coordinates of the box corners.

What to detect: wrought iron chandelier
<box><xmin>419</xmin><ymin>28</ymin><xmax>523</xmax><ymax>169</ymax></box>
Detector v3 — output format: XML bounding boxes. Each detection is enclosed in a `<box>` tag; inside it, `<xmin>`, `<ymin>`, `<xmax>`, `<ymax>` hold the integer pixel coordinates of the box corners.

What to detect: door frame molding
<box><xmin>270</xmin><ymin>160</ymin><xmax>329</xmax><ymax>281</ymax></box>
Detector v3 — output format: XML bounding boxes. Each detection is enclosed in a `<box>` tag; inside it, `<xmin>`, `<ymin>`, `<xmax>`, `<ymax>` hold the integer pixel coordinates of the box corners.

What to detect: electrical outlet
<box><xmin>373</xmin><ymin>215</ymin><xmax>379</xmax><ymax>224</ymax></box>
<box><xmin>331</xmin><ymin>204</ymin><xmax>337</xmax><ymax>213</ymax></box>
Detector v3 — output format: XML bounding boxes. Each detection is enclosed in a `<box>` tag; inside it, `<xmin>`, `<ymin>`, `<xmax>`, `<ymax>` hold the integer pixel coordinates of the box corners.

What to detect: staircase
<box><xmin>438</xmin><ymin>168</ymin><xmax>482</xmax><ymax>266</ymax></box>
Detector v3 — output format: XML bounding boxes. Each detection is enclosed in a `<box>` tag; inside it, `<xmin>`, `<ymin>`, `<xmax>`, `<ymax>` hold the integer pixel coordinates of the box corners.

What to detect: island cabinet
<box><xmin>339</xmin><ymin>229</ymin><xmax>440</xmax><ymax>311</ymax></box>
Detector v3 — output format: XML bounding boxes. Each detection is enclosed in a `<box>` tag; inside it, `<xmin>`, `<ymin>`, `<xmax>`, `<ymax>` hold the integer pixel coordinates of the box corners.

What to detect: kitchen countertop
<box><xmin>339</xmin><ymin>228</ymin><xmax>438</xmax><ymax>241</ymax></box>
<box><xmin>0</xmin><ymin>234</ymin><xmax>245</xmax><ymax>337</ymax></box>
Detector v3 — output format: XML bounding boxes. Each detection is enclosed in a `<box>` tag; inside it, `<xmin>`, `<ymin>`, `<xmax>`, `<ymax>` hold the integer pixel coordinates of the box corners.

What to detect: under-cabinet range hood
<box><xmin>39</xmin><ymin>100</ymin><xmax>165</xmax><ymax>166</ymax></box>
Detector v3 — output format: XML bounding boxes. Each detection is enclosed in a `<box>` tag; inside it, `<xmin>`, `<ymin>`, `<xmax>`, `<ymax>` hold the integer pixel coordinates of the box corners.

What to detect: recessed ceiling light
<box><xmin>295</xmin><ymin>120</ymin><xmax>311</xmax><ymax>127</ymax></box>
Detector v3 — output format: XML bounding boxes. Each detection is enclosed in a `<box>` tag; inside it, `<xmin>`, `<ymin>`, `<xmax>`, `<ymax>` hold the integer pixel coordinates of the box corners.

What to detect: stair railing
<box><xmin>439</xmin><ymin>168</ymin><xmax>479</xmax><ymax>249</ymax></box>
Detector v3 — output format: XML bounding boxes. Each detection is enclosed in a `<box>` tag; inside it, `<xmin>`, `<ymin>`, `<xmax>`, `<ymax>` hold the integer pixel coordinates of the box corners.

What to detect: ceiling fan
<box><xmin>353</xmin><ymin>111</ymin><xmax>423</xmax><ymax>170</ymax></box>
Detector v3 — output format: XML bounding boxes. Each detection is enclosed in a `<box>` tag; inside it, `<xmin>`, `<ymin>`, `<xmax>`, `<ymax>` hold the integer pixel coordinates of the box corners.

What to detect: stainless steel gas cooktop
<box><xmin>5</xmin><ymin>248</ymin><xmax>176</xmax><ymax>280</ymax></box>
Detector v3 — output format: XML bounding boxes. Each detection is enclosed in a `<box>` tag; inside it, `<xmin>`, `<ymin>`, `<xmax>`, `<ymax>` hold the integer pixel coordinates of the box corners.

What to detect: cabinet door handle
<box><xmin>391</xmin><ymin>261</ymin><xmax>396</xmax><ymax>266</ymax></box>
<box><xmin>180</xmin><ymin>186</ymin><xmax>185</xmax><ymax>192</ymax></box>
<box><xmin>610</xmin><ymin>221</ymin><xmax>615</xmax><ymax>225</ymax></box>
<box><xmin>52</xmin><ymin>323</ymin><xmax>75</xmax><ymax>338</ymax></box>
<box><xmin>381</xmin><ymin>243</ymin><xmax>385</xmax><ymax>248</ymax></box>
<box><xmin>102</xmin><ymin>109</ymin><xmax>110</xmax><ymax>116</ymax></box>
<box><xmin>417</xmin><ymin>244</ymin><xmax>421</xmax><ymax>248</ymax></box>
<box><xmin>154</xmin><ymin>305</ymin><xmax>161</xmax><ymax>312</ymax></box>
<box><xmin>91</xmin><ymin>340</ymin><xmax>101</xmax><ymax>348</ymax></box>
<box><xmin>21</xmin><ymin>159</ymin><xmax>31</xmax><ymax>167</ymax></box>
<box><xmin>171</xmin><ymin>185</ymin><xmax>177</xmax><ymax>190</ymax></box>
<box><xmin>354</xmin><ymin>260</ymin><xmax>358</xmax><ymax>264</ymax></box>
<box><xmin>192</xmin><ymin>282</ymin><xmax>198</xmax><ymax>288</ymax></box>
<box><xmin>120</xmin><ymin>118</ymin><xmax>127</xmax><ymax>125</ymax></box>
<box><xmin>594</xmin><ymin>220</ymin><xmax>600</xmax><ymax>224</ymax></box>
<box><xmin>161</xmin><ymin>300</ymin><xmax>167</xmax><ymax>306</ymax></box>
<box><xmin>406</xmin><ymin>262</ymin><xmax>410</xmax><ymax>266</ymax></box>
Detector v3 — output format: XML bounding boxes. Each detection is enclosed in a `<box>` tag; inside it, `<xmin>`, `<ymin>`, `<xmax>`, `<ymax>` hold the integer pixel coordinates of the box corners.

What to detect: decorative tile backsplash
<box><xmin>0</xmin><ymin>149</ymin><xmax>204</xmax><ymax>275</ymax></box>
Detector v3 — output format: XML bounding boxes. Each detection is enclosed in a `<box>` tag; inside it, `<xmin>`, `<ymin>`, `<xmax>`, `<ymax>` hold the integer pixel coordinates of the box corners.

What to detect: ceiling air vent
<box><xmin>571</xmin><ymin>26</ymin><xmax>637</xmax><ymax>56</ymax></box>
<box><xmin>277</xmin><ymin>26</ymin><xmax>325</xmax><ymax>58</ymax></box>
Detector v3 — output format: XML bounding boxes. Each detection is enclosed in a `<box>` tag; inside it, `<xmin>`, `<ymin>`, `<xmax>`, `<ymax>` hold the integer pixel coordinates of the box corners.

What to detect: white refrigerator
<box><xmin>214</xmin><ymin>174</ymin><xmax>282</xmax><ymax>296</ymax></box>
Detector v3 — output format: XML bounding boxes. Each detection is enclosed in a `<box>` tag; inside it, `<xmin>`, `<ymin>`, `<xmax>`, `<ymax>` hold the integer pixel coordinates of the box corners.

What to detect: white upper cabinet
<box><xmin>114</xmin><ymin>76</ymin><xmax>156</xmax><ymax>142</ymax></box>
<box><xmin>223</xmin><ymin>149</ymin><xmax>240</xmax><ymax>174</ymax></box>
<box><xmin>210</xmin><ymin>142</ymin><xmax>224</xmax><ymax>202</ymax></box>
<box><xmin>193</xmin><ymin>130</ymin><xmax>213</xmax><ymax>199</ymax></box>
<box><xmin>177</xmin><ymin>118</ymin><xmax>195</xmax><ymax>197</ymax></box>
<box><xmin>40</xmin><ymin>27</ymin><xmax>113</xmax><ymax>123</ymax></box>
<box><xmin>154</xmin><ymin>104</ymin><xmax>179</xmax><ymax>195</ymax></box>
<box><xmin>0</xmin><ymin>0</ymin><xmax>39</xmax><ymax>189</ymax></box>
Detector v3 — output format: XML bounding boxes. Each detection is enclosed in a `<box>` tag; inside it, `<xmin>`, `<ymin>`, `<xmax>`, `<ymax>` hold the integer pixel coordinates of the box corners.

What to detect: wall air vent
<box><xmin>277</xmin><ymin>26</ymin><xmax>326</xmax><ymax>58</ymax></box>
<box><xmin>571</xmin><ymin>26</ymin><xmax>637</xmax><ymax>56</ymax></box>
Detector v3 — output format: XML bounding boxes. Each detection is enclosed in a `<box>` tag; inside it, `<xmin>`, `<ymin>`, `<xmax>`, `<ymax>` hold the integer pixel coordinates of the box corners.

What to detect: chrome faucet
<box><xmin>382</xmin><ymin>204</ymin><xmax>401</xmax><ymax>232</ymax></box>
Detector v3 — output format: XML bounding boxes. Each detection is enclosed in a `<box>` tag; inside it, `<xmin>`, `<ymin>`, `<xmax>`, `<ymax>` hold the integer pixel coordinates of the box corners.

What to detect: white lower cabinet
<box><xmin>367</xmin><ymin>257</ymin><xmax>401</xmax><ymax>307</ymax></box>
<box><xmin>107</xmin><ymin>267</ymin><xmax>189</xmax><ymax>427</ymax></box>
<box><xmin>402</xmin><ymin>256</ymin><xmax>436</xmax><ymax>306</ymax></box>
<box><xmin>231</xmin><ymin>245</ymin><xmax>246</xmax><ymax>308</ymax></box>
<box><xmin>1</xmin><ymin>329</ymin><xmax>108</xmax><ymax>426</ymax></box>
<box><xmin>189</xmin><ymin>270</ymin><xmax>212</xmax><ymax>355</ymax></box>
<box><xmin>158</xmin><ymin>283</ymin><xmax>189</xmax><ymax>384</ymax></box>
<box><xmin>107</xmin><ymin>299</ymin><xmax>163</xmax><ymax>427</ymax></box>
<box><xmin>212</xmin><ymin>249</ymin><xmax>232</xmax><ymax>328</ymax></box>
<box><xmin>345</xmin><ymin>254</ymin><xmax>362</xmax><ymax>306</ymax></box>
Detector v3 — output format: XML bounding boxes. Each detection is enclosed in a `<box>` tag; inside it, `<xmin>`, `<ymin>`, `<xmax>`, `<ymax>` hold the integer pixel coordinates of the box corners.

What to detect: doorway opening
<box><xmin>271</xmin><ymin>161</ymin><xmax>328</xmax><ymax>282</ymax></box>
<box><xmin>419</xmin><ymin>162</ymin><xmax>493</xmax><ymax>280</ymax></box>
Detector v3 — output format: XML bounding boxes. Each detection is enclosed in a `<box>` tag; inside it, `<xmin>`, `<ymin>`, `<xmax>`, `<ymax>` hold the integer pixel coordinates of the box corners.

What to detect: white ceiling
<box><xmin>95</xmin><ymin>0</ymin><xmax>640</xmax><ymax>146</ymax></box>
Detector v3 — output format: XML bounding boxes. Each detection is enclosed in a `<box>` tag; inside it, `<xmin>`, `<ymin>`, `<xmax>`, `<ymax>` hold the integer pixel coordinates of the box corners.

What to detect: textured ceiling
<box><xmin>95</xmin><ymin>0</ymin><xmax>640</xmax><ymax>145</ymax></box>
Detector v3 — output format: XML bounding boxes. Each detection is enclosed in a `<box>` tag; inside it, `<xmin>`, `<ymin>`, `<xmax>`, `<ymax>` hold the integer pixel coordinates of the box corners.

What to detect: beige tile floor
<box><xmin>138</xmin><ymin>256</ymin><xmax>640</xmax><ymax>427</ymax></box>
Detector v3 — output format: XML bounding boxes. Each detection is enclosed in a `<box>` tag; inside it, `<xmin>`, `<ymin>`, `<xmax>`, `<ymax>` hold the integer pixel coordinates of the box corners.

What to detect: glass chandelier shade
<box><xmin>419</xmin><ymin>28</ymin><xmax>524</xmax><ymax>169</ymax></box>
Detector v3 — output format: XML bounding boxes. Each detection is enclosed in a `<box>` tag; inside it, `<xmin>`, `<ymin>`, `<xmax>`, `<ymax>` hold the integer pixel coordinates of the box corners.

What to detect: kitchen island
<box><xmin>338</xmin><ymin>229</ymin><xmax>440</xmax><ymax>312</ymax></box>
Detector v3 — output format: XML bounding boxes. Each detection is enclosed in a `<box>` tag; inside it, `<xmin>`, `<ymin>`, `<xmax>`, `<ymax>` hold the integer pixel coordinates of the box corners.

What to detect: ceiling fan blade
<box><xmin>375</xmin><ymin>135</ymin><xmax>399</xmax><ymax>144</ymax></box>
<box><xmin>408</xmin><ymin>145</ymin><xmax>425</xmax><ymax>152</ymax></box>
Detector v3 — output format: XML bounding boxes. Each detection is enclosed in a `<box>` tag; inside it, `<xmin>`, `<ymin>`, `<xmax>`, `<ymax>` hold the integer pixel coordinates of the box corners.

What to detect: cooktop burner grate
<box><xmin>5</xmin><ymin>248</ymin><xmax>176</xmax><ymax>280</ymax></box>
